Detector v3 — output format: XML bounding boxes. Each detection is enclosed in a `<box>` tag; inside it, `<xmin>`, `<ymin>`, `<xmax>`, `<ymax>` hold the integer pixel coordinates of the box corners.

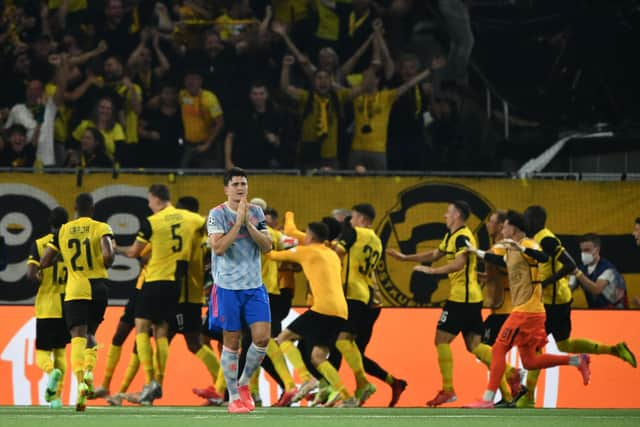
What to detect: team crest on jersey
<box><xmin>376</xmin><ymin>182</ymin><xmax>493</xmax><ymax>307</ymax></box>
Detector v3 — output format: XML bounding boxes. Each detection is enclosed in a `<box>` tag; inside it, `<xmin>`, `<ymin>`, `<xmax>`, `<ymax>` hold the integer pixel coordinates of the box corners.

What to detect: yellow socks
<box><xmin>119</xmin><ymin>353</ymin><xmax>140</xmax><ymax>393</ymax></box>
<box><xmin>71</xmin><ymin>337</ymin><xmax>87</xmax><ymax>383</ymax></box>
<box><xmin>317</xmin><ymin>360</ymin><xmax>350</xmax><ymax>399</ymax></box>
<box><xmin>335</xmin><ymin>338</ymin><xmax>368</xmax><ymax>388</ymax></box>
<box><xmin>102</xmin><ymin>344</ymin><xmax>122</xmax><ymax>389</ymax></box>
<box><xmin>195</xmin><ymin>345</ymin><xmax>221</xmax><ymax>383</ymax></box>
<box><xmin>436</xmin><ymin>343</ymin><xmax>454</xmax><ymax>392</ymax></box>
<box><xmin>84</xmin><ymin>346</ymin><xmax>98</xmax><ymax>372</ymax></box>
<box><xmin>266</xmin><ymin>338</ymin><xmax>296</xmax><ymax>391</ymax></box>
<box><xmin>384</xmin><ymin>373</ymin><xmax>394</xmax><ymax>385</ymax></box>
<box><xmin>557</xmin><ymin>338</ymin><xmax>613</xmax><ymax>355</ymax></box>
<box><xmin>525</xmin><ymin>368</ymin><xmax>541</xmax><ymax>399</ymax></box>
<box><xmin>155</xmin><ymin>337</ymin><xmax>169</xmax><ymax>386</ymax></box>
<box><xmin>472</xmin><ymin>343</ymin><xmax>513</xmax><ymax>401</ymax></box>
<box><xmin>280</xmin><ymin>340</ymin><xmax>313</xmax><ymax>382</ymax></box>
<box><xmin>36</xmin><ymin>350</ymin><xmax>54</xmax><ymax>373</ymax></box>
<box><xmin>250</xmin><ymin>369</ymin><xmax>260</xmax><ymax>395</ymax></box>
<box><xmin>53</xmin><ymin>348</ymin><xmax>66</xmax><ymax>398</ymax></box>
<box><xmin>135</xmin><ymin>332</ymin><xmax>154</xmax><ymax>384</ymax></box>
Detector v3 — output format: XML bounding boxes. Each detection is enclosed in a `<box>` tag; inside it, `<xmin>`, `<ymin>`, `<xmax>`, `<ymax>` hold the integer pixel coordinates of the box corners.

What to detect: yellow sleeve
<box><xmin>284</xmin><ymin>211</ymin><xmax>306</xmax><ymax>242</ymax></box>
<box><xmin>296</xmin><ymin>90</ymin><xmax>310</xmax><ymax>111</ymax></box>
<box><xmin>113</xmin><ymin>123</ymin><xmax>126</xmax><ymax>142</ymax></box>
<box><xmin>384</xmin><ymin>89</ymin><xmax>398</xmax><ymax>105</ymax></box>
<box><xmin>203</xmin><ymin>91</ymin><xmax>223</xmax><ymax>119</ymax></box>
<box><xmin>268</xmin><ymin>247</ymin><xmax>302</xmax><ymax>263</ymax></box>
<box><xmin>272</xmin><ymin>229</ymin><xmax>285</xmax><ymax>250</ymax></box>
<box><xmin>72</xmin><ymin>121</ymin><xmax>89</xmax><ymax>141</ymax></box>
<box><xmin>438</xmin><ymin>234</ymin><xmax>448</xmax><ymax>253</ymax></box>
<box><xmin>140</xmin><ymin>244</ymin><xmax>152</xmax><ymax>257</ymax></box>
<box><xmin>337</xmin><ymin>88</ymin><xmax>351</xmax><ymax>104</ymax></box>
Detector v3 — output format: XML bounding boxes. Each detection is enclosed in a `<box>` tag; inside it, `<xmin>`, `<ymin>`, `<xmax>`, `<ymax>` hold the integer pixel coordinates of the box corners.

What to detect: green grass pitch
<box><xmin>2</xmin><ymin>407</ymin><xmax>640</xmax><ymax>427</ymax></box>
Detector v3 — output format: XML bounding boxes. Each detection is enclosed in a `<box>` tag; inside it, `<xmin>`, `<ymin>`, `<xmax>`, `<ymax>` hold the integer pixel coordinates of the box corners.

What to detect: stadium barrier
<box><xmin>1</xmin><ymin>172</ymin><xmax>639</xmax><ymax>306</ymax></box>
<box><xmin>1</xmin><ymin>306</ymin><xmax>639</xmax><ymax>408</ymax></box>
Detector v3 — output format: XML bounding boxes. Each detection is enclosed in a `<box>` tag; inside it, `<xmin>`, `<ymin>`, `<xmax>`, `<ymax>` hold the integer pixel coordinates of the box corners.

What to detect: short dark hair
<box><xmin>636</xmin><ymin>217</ymin><xmax>640</xmax><ymax>225</ymax></box>
<box><xmin>49</xmin><ymin>207</ymin><xmax>69</xmax><ymax>230</ymax></box>
<box><xmin>250</xmin><ymin>80</ymin><xmax>268</xmax><ymax>91</ymax></box>
<box><xmin>524</xmin><ymin>205</ymin><xmax>547</xmax><ymax>234</ymax></box>
<box><xmin>579</xmin><ymin>233</ymin><xmax>601</xmax><ymax>248</ymax></box>
<box><xmin>452</xmin><ymin>200</ymin><xmax>471</xmax><ymax>221</ymax></box>
<box><xmin>149</xmin><ymin>184</ymin><xmax>170</xmax><ymax>201</ymax></box>
<box><xmin>506</xmin><ymin>210</ymin><xmax>526</xmax><ymax>233</ymax></box>
<box><xmin>75</xmin><ymin>193</ymin><xmax>94</xmax><ymax>214</ymax></box>
<box><xmin>7</xmin><ymin>124</ymin><xmax>27</xmax><ymax>137</ymax></box>
<box><xmin>352</xmin><ymin>203</ymin><xmax>375</xmax><ymax>222</ymax></box>
<box><xmin>492</xmin><ymin>209</ymin><xmax>508</xmax><ymax>224</ymax></box>
<box><xmin>307</xmin><ymin>222</ymin><xmax>329</xmax><ymax>242</ymax></box>
<box><xmin>321</xmin><ymin>216</ymin><xmax>341</xmax><ymax>241</ymax></box>
<box><xmin>177</xmin><ymin>196</ymin><xmax>199</xmax><ymax>213</ymax></box>
<box><xmin>223</xmin><ymin>167</ymin><xmax>248</xmax><ymax>186</ymax></box>
<box><xmin>264</xmin><ymin>207</ymin><xmax>278</xmax><ymax>219</ymax></box>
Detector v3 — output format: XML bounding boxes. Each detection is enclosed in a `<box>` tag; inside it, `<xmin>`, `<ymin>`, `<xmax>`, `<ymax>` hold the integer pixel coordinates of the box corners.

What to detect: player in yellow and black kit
<box><xmin>518</xmin><ymin>205</ymin><xmax>637</xmax><ymax>408</ymax></box>
<box><xmin>41</xmin><ymin>193</ymin><xmax>115</xmax><ymax>412</ymax></box>
<box><xmin>120</xmin><ymin>185</ymin><xmax>205</xmax><ymax>405</ymax></box>
<box><xmin>26</xmin><ymin>207</ymin><xmax>70</xmax><ymax>409</ymax></box>
<box><xmin>387</xmin><ymin>201</ymin><xmax>518</xmax><ymax>407</ymax></box>
<box><xmin>336</xmin><ymin>204</ymin><xmax>406</xmax><ymax>406</ymax></box>
<box><xmin>165</xmin><ymin>197</ymin><xmax>221</xmax><ymax>397</ymax></box>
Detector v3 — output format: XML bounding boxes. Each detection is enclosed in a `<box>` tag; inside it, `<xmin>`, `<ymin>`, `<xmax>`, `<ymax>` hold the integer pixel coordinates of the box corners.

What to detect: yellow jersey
<box><xmin>28</xmin><ymin>233</ymin><xmax>67</xmax><ymax>318</ymax></box>
<box><xmin>48</xmin><ymin>217</ymin><xmax>113</xmax><ymax>301</ymax></box>
<box><xmin>263</xmin><ymin>226</ymin><xmax>284</xmax><ymax>295</ymax></box>
<box><xmin>136</xmin><ymin>205</ymin><xmax>205</xmax><ymax>283</ymax></box>
<box><xmin>268</xmin><ymin>244</ymin><xmax>348</xmax><ymax>319</ymax></box>
<box><xmin>338</xmin><ymin>226</ymin><xmax>382</xmax><ymax>305</ymax></box>
<box><xmin>438</xmin><ymin>225</ymin><xmax>483</xmax><ymax>303</ymax></box>
<box><xmin>486</xmin><ymin>243</ymin><xmax>512</xmax><ymax>315</ymax></box>
<box><xmin>181</xmin><ymin>232</ymin><xmax>207</xmax><ymax>304</ymax></box>
<box><xmin>114</xmin><ymin>82</ymin><xmax>143</xmax><ymax>144</ymax></box>
<box><xmin>506</xmin><ymin>238</ymin><xmax>545</xmax><ymax>313</ymax></box>
<box><xmin>297</xmin><ymin>89</ymin><xmax>350</xmax><ymax>159</ymax></box>
<box><xmin>135</xmin><ymin>244</ymin><xmax>152</xmax><ymax>290</ymax></box>
<box><xmin>351</xmin><ymin>89</ymin><xmax>398</xmax><ymax>153</ymax></box>
<box><xmin>533</xmin><ymin>228</ymin><xmax>572</xmax><ymax>305</ymax></box>
<box><xmin>72</xmin><ymin>120</ymin><xmax>126</xmax><ymax>160</ymax></box>
<box><xmin>179</xmin><ymin>89</ymin><xmax>223</xmax><ymax>143</ymax></box>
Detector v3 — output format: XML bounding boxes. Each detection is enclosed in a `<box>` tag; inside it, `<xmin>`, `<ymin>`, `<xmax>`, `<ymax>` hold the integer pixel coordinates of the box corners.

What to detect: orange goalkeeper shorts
<box><xmin>496</xmin><ymin>311</ymin><xmax>548</xmax><ymax>350</ymax></box>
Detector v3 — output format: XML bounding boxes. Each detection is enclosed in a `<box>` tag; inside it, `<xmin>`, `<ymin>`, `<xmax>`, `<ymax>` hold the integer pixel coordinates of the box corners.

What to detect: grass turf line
<box><xmin>1</xmin><ymin>407</ymin><xmax>639</xmax><ymax>427</ymax></box>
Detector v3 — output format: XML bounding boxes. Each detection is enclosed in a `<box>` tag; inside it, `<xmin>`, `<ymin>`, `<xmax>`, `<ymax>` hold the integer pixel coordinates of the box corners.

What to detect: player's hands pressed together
<box><xmin>237</xmin><ymin>197</ymin><xmax>248</xmax><ymax>225</ymax></box>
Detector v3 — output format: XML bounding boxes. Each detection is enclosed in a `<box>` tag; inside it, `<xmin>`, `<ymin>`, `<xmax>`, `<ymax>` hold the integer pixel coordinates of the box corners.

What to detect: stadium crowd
<box><xmin>0</xmin><ymin>0</ymin><xmax>500</xmax><ymax>172</ymax></box>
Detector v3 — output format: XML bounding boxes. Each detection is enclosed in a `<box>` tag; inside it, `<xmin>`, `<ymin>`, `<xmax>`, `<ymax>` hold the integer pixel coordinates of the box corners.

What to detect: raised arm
<box><xmin>396</xmin><ymin>68</ymin><xmax>431</xmax><ymax>98</ymax></box>
<box><xmin>283</xmin><ymin>211</ymin><xmax>306</xmax><ymax>242</ymax></box>
<box><xmin>70</xmin><ymin>41</ymin><xmax>108</xmax><ymax>66</ymax></box>
<box><xmin>372</xmin><ymin>19</ymin><xmax>395</xmax><ymax>80</ymax></box>
<box><xmin>340</xmin><ymin>34</ymin><xmax>375</xmax><ymax>77</ymax></box>
<box><xmin>224</xmin><ymin>131</ymin><xmax>235</xmax><ymax>170</ymax></box>
<box><xmin>272</xmin><ymin>21</ymin><xmax>316</xmax><ymax>79</ymax></box>
<box><xmin>280</xmin><ymin>55</ymin><xmax>303</xmax><ymax>100</ymax></box>
<box><xmin>152</xmin><ymin>30</ymin><xmax>171</xmax><ymax>77</ymax></box>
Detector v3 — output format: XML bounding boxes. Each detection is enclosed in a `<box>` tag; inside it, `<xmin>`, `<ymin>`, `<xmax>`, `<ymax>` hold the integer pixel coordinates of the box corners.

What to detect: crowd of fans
<box><xmin>0</xmin><ymin>0</ymin><xmax>499</xmax><ymax>172</ymax></box>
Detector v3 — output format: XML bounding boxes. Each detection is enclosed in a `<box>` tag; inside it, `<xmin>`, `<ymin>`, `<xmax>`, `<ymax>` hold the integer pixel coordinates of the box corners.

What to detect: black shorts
<box><xmin>136</xmin><ymin>281</ymin><xmax>178</xmax><ymax>324</ymax></box>
<box><xmin>269</xmin><ymin>290</ymin><xmax>293</xmax><ymax>337</ymax></box>
<box><xmin>36</xmin><ymin>318</ymin><xmax>70</xmax><ymax>350</ymax></box>
<box><xmin>120</xmin><ymin>291</ymin><xmax>139</xmax><ymax>326</ymax></box>
<box><xmin>288</xmin><ymin>310</ymin><xmax>345</xmax><ymax>347</ymax></box>
<box><xmin>544</xmin><ymin>302</ymin><xmax>572</xmax><ymax>342</ymax></box>
<box><xmin>355</xmin><ymin>306</ymin><xmax>381</xmax><ymax>351</ymax></box>
<box><xmin>64</xmin><ymin>279</ymin><xmax>109</xmax><ymax>333</ymax></box>
<box><xmin>341</xmin><ymin>299</ymin><xmax>369</xmax><ymax>335</ymax></box>
<box><xmin>482</xmin><ymin>313</ymin><xmax>509</xmax><ymax>345</ymax></box>
<box><xmin>437</xmin><ymin>301</ymin><xmax>484</xmax><ymax>337</ymax></box>
<box><xmin>171</xmin><ymin>302</ymin><xmax>203</xmax><ymax>334</ymax></box>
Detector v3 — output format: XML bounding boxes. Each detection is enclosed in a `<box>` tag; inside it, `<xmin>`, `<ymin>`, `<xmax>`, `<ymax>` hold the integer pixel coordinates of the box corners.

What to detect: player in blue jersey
<box><xmin>207</xmin><ymin>167</ymin><xmax>273</xmax><ymax>413</ymax></box>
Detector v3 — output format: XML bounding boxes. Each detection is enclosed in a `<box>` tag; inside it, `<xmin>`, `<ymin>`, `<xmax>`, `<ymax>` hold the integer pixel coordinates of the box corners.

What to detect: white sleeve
<box><xmin>36</xmin><ymin>98</ymin><xmax>57</xmax><ymax>166</ymax></box>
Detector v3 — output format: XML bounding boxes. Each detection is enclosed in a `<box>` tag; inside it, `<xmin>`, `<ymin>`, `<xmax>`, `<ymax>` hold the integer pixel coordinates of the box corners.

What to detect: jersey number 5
<box><xmin>171</xmin><ymin>224</ymin><xmax>183</xmax><ymax>253</ymax></box>
<box><xmin>68</xmin><ymin>238</ymin><xmax>93</xmax><ymax>271</ymax></box>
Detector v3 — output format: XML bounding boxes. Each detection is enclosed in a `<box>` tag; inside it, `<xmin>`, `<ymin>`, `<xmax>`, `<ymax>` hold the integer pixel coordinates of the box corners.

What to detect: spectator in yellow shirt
<box><xmin>179</xmin><ymin>68</ymin><xmax>224</xmax><ymax>168</ymax></box>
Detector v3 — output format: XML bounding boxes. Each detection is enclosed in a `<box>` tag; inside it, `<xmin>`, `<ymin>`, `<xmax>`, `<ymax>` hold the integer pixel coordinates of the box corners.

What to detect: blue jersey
<box><xmin>207</xmin><ymin>202</ymin><xmax>268</xmax><ymax>290</ymax></box>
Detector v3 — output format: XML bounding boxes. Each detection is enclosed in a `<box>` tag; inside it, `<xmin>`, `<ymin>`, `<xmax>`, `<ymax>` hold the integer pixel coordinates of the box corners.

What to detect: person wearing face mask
<box><xmin>573</xmin><ymin>234</ymin><xmax>628</xmax><ymax>309</ymax></box>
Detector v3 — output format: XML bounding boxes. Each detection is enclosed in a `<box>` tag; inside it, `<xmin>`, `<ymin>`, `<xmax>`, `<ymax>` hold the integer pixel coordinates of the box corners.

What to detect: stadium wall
<box><xmin>0</xmin><ymin>306</ymin><xmax>639</xmax><ymax>408</ymax></box>
<box><xmin>1</xmin><ymin>173</ymin><xmax>639</xmax><ymax>306</ymax></box>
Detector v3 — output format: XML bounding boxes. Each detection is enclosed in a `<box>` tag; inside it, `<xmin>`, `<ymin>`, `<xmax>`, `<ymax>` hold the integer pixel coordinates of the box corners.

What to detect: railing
<box><xmin>0</xmin><ymin>167</ymin><xmax>636</xmax><ymax>181</ymax></box>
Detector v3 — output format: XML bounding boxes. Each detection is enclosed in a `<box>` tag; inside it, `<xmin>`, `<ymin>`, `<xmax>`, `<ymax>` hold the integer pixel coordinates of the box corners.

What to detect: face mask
<box><xmin>581</xmin><ymin>252</ymin><xmax>595</xmax><ymax>265</ymax></box>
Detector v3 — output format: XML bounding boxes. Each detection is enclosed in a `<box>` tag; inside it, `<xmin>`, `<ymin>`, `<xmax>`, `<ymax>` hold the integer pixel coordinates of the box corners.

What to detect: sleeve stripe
<box><xmin>136</xmin><ymin>236</ymin><xmax>149</xmax><ymax>244</ymax></box>
<box><xmin>27</xmin><ymin>259</ymin><xmax>40</xmax><ymax>266</ymax></box>
<box><xmin>46</xmin><ymin>243</ymin><xmax>59</xmax><ymax>252</ymax></box>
